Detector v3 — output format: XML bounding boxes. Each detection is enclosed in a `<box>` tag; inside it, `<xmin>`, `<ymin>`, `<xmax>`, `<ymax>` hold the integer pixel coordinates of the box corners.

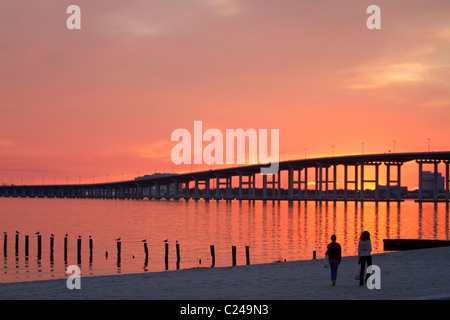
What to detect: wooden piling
<box><xmin>89</xmin><ymin>236</ymin><xmax>93</xmax><ymax>262</ymax></box>
<box><xmin>50</xmin><ymin>235</ymin><xmax>54</xmax><ymax>261</ymax></box>
<box><xmin>176</xmin><ymin>242</ymin><xmax>180</xmax><ymax>270</ymax></box>
<box><xmin>143</xmin><ymin>241</ymin><xmax>148</xmax><ymax>263</ymax></box>
<box><xmin>313</xmin><ymin>251</ymin><xmax>316</xmax><ymax>260</ymax></box>
<box><xmin>16</xmin><ymin>233</ymin><xmax>19</xmax><ymax>256</ymax></box>
<box><xmin>77</xmin><ymin>237</ymin><xmax>81</xmax><ymax>263</ymax></box>
<box><xmin>165</xmin><ymin>242</ymin><xmax>169</xmax><ymax>270</ymax></box>
<box><xmin>25</xmin><ymin>235</ymin><xmax>29</xmax><ymax>257</ymax></box>
<box><xmin>116</xmin><ymin>240</ymin><xmax>121</xmax><ymax>264</ymax></box>
<box><xmin>15</xmin><ymin>233</ymin><xmax>19</xmax><ymax>256</ymax></box>
<box><xmin>232</xmin><ymin>246</ymin><xmax>237</xmax><ymax>266</ymax></box>
<box><xmin>37</xmin><ymin>234</ymin><xmax>42</xmax><ymax>260</ymax></box>
<box><xmin>64</xmin><ymin>235</ymin><xmax>68</xmax><ymax>262</ymax></box>
<box><xmin>210</xmin><ymin>245</ymin><xmax>215</xmax><ymax>267</ymax></box>
<box><xmin>3</xmin><ymin>233</ymin><xmax>6</xmax><ymax>257</ymax></box>
<box><xmin>246</xmin><ymin>246</ymin><xmax>250</xmax><ymax>265</ymax></box>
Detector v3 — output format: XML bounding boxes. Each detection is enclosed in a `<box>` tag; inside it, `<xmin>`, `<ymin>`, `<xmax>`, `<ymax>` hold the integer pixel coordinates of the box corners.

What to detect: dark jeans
<box><xmin>359</xmin><ymin>256</ymin><xmax>372</xmax><ymax>285</ymax></box>
<box><xmin>329</xmin><ymin>259</ymin><xmax>339</xmax><ymax>281</ymax></box>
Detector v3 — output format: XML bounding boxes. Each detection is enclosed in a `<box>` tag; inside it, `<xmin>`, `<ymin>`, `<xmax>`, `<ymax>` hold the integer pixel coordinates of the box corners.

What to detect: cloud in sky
<box><xmin>0</xmin><ymin>0</ymin><xmax>449</xmax><ymax>185</ymax></box>
<box><xmin>199</xmin><ymin>0</ymin><xmax>244</xmax><ymax>15</ymax></box>
<box><xmin>347</xmin><ymin>62</ymin><xmax>432</xmax><ymax>89</ymax></box>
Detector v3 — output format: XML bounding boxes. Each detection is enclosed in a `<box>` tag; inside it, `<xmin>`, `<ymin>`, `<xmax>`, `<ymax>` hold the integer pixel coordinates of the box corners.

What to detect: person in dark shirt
<box><xmin>326</xmin><ymin>235</ymin><xmax>342</xmax><ymax>286</ymax></box>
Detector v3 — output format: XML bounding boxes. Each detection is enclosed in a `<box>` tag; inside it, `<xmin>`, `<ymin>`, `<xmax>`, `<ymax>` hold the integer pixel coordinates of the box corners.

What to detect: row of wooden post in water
<box><xmin>3</xmin><ymin>232</ymin><xmax>93</xmax><ymax>263</ymax></box>
<box><xmin>2</xmin><ymin>232</ymin><xmax>251</xmax><ymax>269</ymax></box>
<box><xmin>115</xmin><ymin>241</ymin><xmax>251</xmax><ymax>269</ymax></box>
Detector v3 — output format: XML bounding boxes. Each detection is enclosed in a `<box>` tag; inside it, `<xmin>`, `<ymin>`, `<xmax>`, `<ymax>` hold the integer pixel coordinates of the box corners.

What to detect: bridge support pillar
<box><xmin>214</xmin><ymin>176</ymin><xmax>232</xmax><ymax>199</ymax></box>
<box><xmin>262</xmin><ymin>174</ymin><xmax>267</xmax><ymax>200</ymax></box>
<box><xmin>238</xmin><ymin>174</ymin><xmax>242</xmax><ymax>199</ymax></box>
<box><xmin>155</xmin><ymin>184</ymin><xmax>161</xmax><ymax>199</ymax></box>
<box><xmin>262</xmin><ymin>172</ymin><xmax>280</xmax><ymax>200</ymax></box>
<box><xmin>204</xmin><ymin>179</ymin><xmax>210</xmax><ymax>200</ymax></box>
<box><xmin>375</xmin><ymin>164</ymin><xmax>380</xmax><ymax>200</ymax></box>
<box><xmin>184</xmin><ymin>181</ymin><xmax>190</xmax><ymax>199</ymax></box>
<box><xmin>215</xmin><ymin>177</ymin><xmax>220</xmax><ymax>199</ymax></box>
<box><xmin>332</xmin><ymin>165</ymin><xmax>337</xmax><ymax>200</ymax></box>
<box><xmin>360</xmin><ymin>163</ymin><xmax>364</xmax><ymax>200</ymax></box>
<box><xmin>314</xmin><ymin>165</ymin><xmax>335</xmax><ymax>201</ymax></box>
<box><xmin>344</xmin><ymin>164</ymin><xmax>358</xmax><ymax>201</ymax></box>
<box><xmin>287</xmin><ymin>167</ymin><xmax>308</xmax><ymax>200</ymax></box>
<box><xmin>445</xmin><ymin>161</ymin><xmax>450</xmax><ymax>202</ymax></box>
<box><xmin>434</xmin><ymin>162</ymin><xmax>439</xmax><ymax>201</ymax></box>
<box><xmin>417</xmin><ymin>159</ymin><xmax>441</xmax><ymax>202</ymax></box>
<box><xmin>163</xmin><ymin>184</ymin><xmax>170</xmax><ymax>199</ymax></box>
<box><xmin>226</xmin><ymin>177</ymin><xmax>232</xmax><ymax>199</ymax></box>
<box><xmin>302</xmin><ymin>168</ymin><xmax>308</xmax><ymax>199</ymax></box>
<box><xmin>384</xmin><ymin>162</ymin><xmax>402</xmax><ymax>201</ymax></box>
<box><xmin>288</xmin><ymin>167</ymin><xmax>294</xmax><ymax>200</ymax></box>
<box><xmin>135</xmin><ymin>185</ymin><xmax>141</xmax><ymax>199</ymax></box>
<box><xmin>194</xmin><ymin>179</ymin><xmax>199</xmax><ymax>199</ymax></box>
<box><xmin>173</xmin><ymin>181</ymin><xmax>179</xmax><ymax>199</ymax></box>
<box><xmin>418</xmin><ymin>161</ymin><xmax>423</xmax><ymax>201</ymax></box>
<box><xmin>359</xmin><ymin>162</ymin><xmax>382</xmax><ymax>201</ymax></box>
<box><xmin>238</xmin><ymin>173</ymin><xmax>255</xmax><ymax>200</ymax></box>
<box><xmin>314</xmin><ymin>166</ymin><xmax>321</xmax><ymax>199</ymax></box>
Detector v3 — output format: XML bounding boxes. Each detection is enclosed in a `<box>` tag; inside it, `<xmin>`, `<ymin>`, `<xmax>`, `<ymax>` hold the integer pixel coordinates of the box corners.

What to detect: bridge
<box><xmin>1</xmin><ymin>152</ymin><xmax>450</xmax><ymax>202</ymax></box>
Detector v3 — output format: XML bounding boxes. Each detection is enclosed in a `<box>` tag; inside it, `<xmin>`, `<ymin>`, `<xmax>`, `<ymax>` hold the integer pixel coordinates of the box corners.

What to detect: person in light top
<box><xmin>358</xmin><ymin>231</ymin><xmax>372</xmax><ymax>286</ymax></box>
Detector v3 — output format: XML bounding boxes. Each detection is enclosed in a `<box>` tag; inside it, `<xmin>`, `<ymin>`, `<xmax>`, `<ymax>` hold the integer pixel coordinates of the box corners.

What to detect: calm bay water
<box><xmin>0</xmin><ymin>197</ymin><xmax>449</xmax><ymax>283</ymax></box>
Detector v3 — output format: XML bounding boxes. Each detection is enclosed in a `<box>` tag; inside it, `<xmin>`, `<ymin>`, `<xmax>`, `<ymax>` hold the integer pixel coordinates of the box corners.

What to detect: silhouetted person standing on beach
<box><xmin>326</xmin><ymin>235</ymin><xmax>341</xmax><ymax>286</ymax></box>
<box><xmin>358</xmin><ymin>231</ymin><xmax>372</xmax><ymax>286</ymax></box>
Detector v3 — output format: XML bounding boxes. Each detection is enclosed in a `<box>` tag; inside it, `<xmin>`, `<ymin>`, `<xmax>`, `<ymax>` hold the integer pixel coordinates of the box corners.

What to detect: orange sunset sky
<box><xmin>0</xmin><ymin>1</ymin><xmax>449</xmax><ymax>189</ymax></box>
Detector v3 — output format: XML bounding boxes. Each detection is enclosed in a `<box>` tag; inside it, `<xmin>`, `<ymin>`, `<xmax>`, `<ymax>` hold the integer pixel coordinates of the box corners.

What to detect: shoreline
<box><xmin>1</xmin><ymin>246</ymin><xmax>450</xmax><ymax>300</ymax></box>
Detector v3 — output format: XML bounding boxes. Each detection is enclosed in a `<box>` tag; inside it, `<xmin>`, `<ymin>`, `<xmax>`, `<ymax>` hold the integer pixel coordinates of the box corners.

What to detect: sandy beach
<box><xmin>1</xmin><ymin>246</ymin><xmax>449</xmax><ymax>301</ymax></box>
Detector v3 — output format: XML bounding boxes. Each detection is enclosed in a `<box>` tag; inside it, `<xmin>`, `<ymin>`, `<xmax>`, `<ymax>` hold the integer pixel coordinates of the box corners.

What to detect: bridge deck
<box><xmin>1</xmin><ymin>152</ymin><xmax>449</xmax><ymax>202</ymax></box>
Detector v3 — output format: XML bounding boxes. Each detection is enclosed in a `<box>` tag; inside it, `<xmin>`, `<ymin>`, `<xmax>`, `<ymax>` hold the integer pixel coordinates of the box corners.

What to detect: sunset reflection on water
<box><xmin>0</xmin><ymin>198</ymin><xmax>448</xmax><ymax>283</ymax></box>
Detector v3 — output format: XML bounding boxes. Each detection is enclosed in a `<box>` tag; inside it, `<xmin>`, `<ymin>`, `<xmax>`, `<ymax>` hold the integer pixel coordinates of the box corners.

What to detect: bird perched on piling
<box><xmin>35</xmin><ymin>232</ymin><xmax>40</xmax><ymax>235</ymax></box>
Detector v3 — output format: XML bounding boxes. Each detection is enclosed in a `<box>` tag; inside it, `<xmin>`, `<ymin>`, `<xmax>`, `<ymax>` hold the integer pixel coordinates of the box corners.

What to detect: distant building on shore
<box><xmin>134</xmin><ymin>173</ymin><xmax>178</xmax><ymax>197</ymax></box>
<box><xmin>376</xmin><ymin>185</ymin><xmax>408</xmax><ymax>197</ymax></box>
<box><xmin>422</xmin><ymin>171</ymin><xmax>445</xmax><ymax>192</ymax></box>
<box><xmin>134</xmin><ymin>173</ymin><xmax>177</xmax><ymax>181</ymax></box>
